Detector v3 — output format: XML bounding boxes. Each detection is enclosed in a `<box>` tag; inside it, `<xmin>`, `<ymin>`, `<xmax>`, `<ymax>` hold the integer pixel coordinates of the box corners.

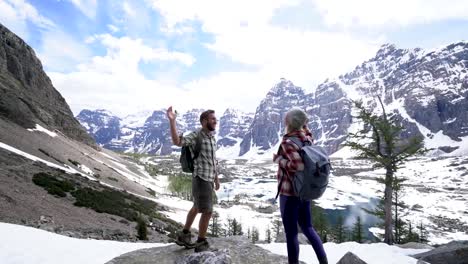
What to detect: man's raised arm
<box><xmin>166</xmin><ymin>106</ymin><xmax>182</xmax><ymax>146</ymax></box>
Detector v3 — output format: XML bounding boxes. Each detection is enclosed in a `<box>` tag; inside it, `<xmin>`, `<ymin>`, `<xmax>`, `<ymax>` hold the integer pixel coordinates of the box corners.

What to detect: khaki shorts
<box><xmin>192</xmin><ymin>176</ymin><xmax>213</xmax><ymax>213</ymax></box>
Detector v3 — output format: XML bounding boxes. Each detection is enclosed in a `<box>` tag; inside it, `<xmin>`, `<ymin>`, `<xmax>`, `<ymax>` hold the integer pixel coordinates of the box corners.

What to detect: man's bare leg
<box><xmin>198</xmin><ymin>211</ymin><xmax>212</xmax><ymax>238</ymax></box>
<box><xmin>184</xmin><ymin>206</ymin><xmax>198</xmax><ymax>230</ymax></box>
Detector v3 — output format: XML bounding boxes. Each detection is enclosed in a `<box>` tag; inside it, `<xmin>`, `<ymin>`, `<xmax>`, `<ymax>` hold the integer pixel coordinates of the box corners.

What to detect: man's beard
<box><xmin>207</xmin><ymin>123</ymin><xmax>216</xmax><ymax>131</ymax></box>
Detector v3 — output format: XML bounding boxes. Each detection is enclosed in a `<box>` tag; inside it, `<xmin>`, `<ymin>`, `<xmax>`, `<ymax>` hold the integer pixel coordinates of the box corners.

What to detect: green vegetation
<box><xmin>68</xmin><ymin>158</ymin><xmax>80</xmax><ymax>167</ymax></box>
<box><xmin>32</xmin><ymin>172</ymin><xmax>75</xmax><ymax>197</ymax></box>
<box><xmin>146</xmin><ymin>188</ymin><xmax>156</xmax><ymax>196</ymax></box>
<box><xmin>344</xmin><ymin>96</ymin><xmax>426</xmax><ymax>244</ymax></box>
<box><xmin>107</xmin><ymin>176</ymin><xmax>119</xmax><ymax>182</ymax></box>
<box><xmin>136</xmin><ymin>216</ymin><xmax>148</xmax><ymax>240</ymax></box>
<box><xmin>31</xmin><ymin>172</ymin><xmax>182</xmax><ymax>238</ymax></box>
<box><xmin>72</xmin><ymin>187</ymin><xmax>156</xmax><ymax>221</ymax></box>
<box><xmin>167</xmin><ymin>174</ymin><xmax>192</xmax><ymax>200</ymax></box>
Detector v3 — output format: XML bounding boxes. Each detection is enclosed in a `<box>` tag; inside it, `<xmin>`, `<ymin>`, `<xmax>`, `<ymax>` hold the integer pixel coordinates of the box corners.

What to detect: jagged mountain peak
<box><xmin>267</xmin><ymin>78</ymin><xmax>304</xmax><ymax>97</ymax></box>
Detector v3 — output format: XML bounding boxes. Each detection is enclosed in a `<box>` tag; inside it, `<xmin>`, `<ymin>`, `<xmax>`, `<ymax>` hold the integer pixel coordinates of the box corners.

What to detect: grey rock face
<box><xmin>106</xmin><ymin>236</ymin><xmax>295</xmax><ymax>264</ymax></box>
<box><xmin>241</xmin><ymin>42</ymin><xmax>468</xmax><ymax>156</ymax></box>
<box><xmin>412</xmin><ymin>240</ymin><xmax>468</xmax><ymax>264</ymax></box>
<box><xmin>239</xmin><ymin>78</ymin><xmax>307</xmax><ymax>156</ymax></box>
<box><xmin>336</xmin><ymin>252</ymin><xmax>368</xmax><ymax>264</ymax></box>
<box><xmin>76</xmin><ymin>110</ymin><xmax>121</xmax><ymax>150</ymax></box>
<box><xmin>0</xmin><ymin>23</ymin><xmax>96</xmax><ymax>147</ymax></box>
<box><xmin>79</xmin><ymin>108</ymin><xmax>254</xmax><ymax>154</ymax></box>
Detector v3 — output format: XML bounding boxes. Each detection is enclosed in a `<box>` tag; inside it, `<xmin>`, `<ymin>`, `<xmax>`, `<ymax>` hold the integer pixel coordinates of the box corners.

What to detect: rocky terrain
<box><xmin>0</xmin><ymin>23</ymin><xmax>95</xmax><ymax>148</ymax></box>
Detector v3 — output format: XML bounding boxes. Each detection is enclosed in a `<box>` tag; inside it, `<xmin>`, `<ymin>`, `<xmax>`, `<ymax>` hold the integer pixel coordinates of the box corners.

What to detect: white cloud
<box><xmin>151</xmin><ymin>0</ymin><xmax>382</xmax><ymax>90</ymax></box>
<box><xmin>37</xmin><ymin>30</ymin><xmax>92</xmax><ymax>72</ymax></box>
<box><xmin>311</xmin><ymin>0</ymin><xmax>468</xmax><ymax>27</ymax></box>
<box><xmin>151</xmin><ymin>0</ymin><xmax>300</xmax><ymax>34</ymax></box>
<box><xmin>83</xmin><ymin>34</ymin><xmax>195</xmax><ymax>71</ymax></box>
<box><xmin>107</xmin><ymin>24</ymin><xmax>119</xmax><ymax>33</ymax></box>
<box><xmin>68</xmin><ymin>0</ymin><xmax>98</xmax><ymax>19</ymax></box>
<box><xmin>0</xmin><ymin>0</ymin><xmax>55</xmax><ymax>40</ymax></box>
<box><xmin>48</xmin><ymin>34</ymin><xmax>197</xmax><ymax>115</ymax></box>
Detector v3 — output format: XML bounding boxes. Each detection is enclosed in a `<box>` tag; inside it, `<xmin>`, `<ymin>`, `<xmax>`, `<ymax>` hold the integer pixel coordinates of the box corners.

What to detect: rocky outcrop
<box><xmin>241</xmin><ymin>42</ymin><xmax>468</xmax><ymax>156</ymax></box>
<box><xmin>337</xmin><ymin>252</ymin><xmax>368</xmax><ymax>264</ymax></box>
<box><xmin>0</xmin><ymin>23</ymin><xmax>96</xmax><ymax>147</ymax></box>
<box><xmin>240</xmin><ymin>78</ymin><xmax>307</xmax><ymax>156</ymax></box>
<box><xmin>412</xmin><ymin>240</ymin><xmax>468</xmax><ymax>264</ymax></box>
<box><xmin>106</xmin><ymin>236</ymin><xmax>298</xmax><ymax>264</ymax></box>
<box><xmin>218</xmin><ymin>108</ymin><xmax>253</xmax><ymax>147</ymax></box>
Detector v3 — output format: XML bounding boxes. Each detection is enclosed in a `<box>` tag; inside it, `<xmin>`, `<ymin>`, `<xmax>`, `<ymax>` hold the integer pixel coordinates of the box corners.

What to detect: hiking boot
<box><xmin>194</xmin><ymin>239</ymin><xmax>210</xmax><ymax>253</ymax></box>
<box><xmin>175</xmin><ymin>230</ymin><xmax>195</xmax><ymax>249</ymax></box>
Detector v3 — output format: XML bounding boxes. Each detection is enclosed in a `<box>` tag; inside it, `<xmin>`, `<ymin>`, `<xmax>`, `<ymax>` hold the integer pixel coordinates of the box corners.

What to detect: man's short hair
<box><xmin>285</xmin><ymin>108</ymin><xmax>308</xmax><ymax>131</ymax></box>
<box><xmin>200</xmin><ymin>110</ymin><xmax>215</xmax><ymax>124</ymax></box>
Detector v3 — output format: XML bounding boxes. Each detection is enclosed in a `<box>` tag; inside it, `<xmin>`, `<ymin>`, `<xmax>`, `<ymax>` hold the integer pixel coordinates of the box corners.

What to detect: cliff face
<box><xmin>0</xmin><ymin>23</ymin><xmax>95</xmax><ymax>147</ymax></box>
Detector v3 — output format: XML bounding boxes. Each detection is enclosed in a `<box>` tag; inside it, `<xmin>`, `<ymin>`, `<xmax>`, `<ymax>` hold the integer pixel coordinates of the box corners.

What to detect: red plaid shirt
<box><xmin>274</xmin><ymin>130</ymin><xmax>313</xmax><ymax>196</ymax></box>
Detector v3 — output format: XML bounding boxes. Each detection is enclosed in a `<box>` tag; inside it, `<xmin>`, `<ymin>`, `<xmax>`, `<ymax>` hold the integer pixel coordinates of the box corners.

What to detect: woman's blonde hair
<box><xmin>285</xmin><ymin>108</ymin><xmax>308</xmax><ymax>132</ymax></box>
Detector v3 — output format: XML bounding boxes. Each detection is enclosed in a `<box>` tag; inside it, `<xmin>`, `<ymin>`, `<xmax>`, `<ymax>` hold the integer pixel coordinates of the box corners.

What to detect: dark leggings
<box><xmin>280</xmin><ymin>195</ymin><xmax>327</xmax><ymax>264</ymax></box>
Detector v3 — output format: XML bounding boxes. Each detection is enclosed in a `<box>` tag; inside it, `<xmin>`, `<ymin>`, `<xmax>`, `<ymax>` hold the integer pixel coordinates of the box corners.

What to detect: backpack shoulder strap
<box><xmin>287</xmin><ymin>136</ymin><xmax>303</xmax><ymax>149</ymax></box>
<box><xmin>193</xmin><ymin>130</ymin><xmax>203</xmax><ymax>159</ymax></box>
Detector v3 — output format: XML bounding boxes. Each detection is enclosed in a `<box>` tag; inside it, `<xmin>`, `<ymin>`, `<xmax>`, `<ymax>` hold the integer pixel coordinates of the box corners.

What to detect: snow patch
<box><xmin>27</xmin><ymin>124</ymin><xmax>57</xmax><ymax>137</ymax></box>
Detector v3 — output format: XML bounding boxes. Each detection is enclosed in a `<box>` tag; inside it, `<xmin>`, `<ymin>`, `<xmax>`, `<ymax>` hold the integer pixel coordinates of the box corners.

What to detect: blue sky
<box><xmin>1</xmin><ymin>0</ymin><xmax>467</xmax><ymax>116</ymax></box>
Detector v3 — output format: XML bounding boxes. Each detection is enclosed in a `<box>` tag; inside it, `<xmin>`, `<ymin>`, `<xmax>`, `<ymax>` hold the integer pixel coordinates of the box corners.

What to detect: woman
<box><xmin>273</xmin><ymin>108</ymin><xmax>328</xmax><ymax>264</ymax></box>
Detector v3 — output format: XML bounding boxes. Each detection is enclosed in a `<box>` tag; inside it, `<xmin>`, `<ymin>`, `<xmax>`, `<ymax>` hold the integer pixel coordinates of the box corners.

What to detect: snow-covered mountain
<box><xmin>241</xmin><ymin>42</ymin><xmax>468</xmax><ymax>158</ymax></box>
<box><xmin>78</xmin><ymin>42</ymin><xmax>468</xmax><ymax>158</ymax></box>
<box><xmin>77</xmin><ymin>108</ymin><xmax>254</xmax><ymax>155</ymax></box>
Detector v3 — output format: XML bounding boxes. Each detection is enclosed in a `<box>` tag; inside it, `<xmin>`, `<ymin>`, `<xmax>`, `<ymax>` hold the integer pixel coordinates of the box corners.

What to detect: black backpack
<box><xmin>180</xmin><ymin>131</ymin><xmax>203</xmax><ymax>173</ymax></box>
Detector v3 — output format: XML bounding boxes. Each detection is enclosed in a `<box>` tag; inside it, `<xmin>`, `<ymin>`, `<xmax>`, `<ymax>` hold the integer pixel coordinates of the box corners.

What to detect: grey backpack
<box><xmin>276</xmin><ymin>136</ymin><xmax>331</xmax><ymax>200</ymax></box>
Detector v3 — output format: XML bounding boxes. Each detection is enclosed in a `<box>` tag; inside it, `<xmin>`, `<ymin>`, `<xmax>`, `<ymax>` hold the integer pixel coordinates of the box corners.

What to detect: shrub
<box><xmin>136</xmin><ymin>216</ymin><xmax>148</xmax><ymax>240</ymax></box>
<box><xmin>68</xmin><ymin>159</ymin><xmax>80</xmax><ymax>166</ymax></box>
<box><xmin>32</xmin><ymin>173</ymin><xmax>75</xmax><ymax>197</ymax></box>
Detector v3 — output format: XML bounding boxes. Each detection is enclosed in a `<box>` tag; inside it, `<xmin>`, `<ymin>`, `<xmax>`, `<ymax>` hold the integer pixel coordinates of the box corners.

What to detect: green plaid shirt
<box><xmin>180</xmin><ymin>129</ymin><xmax>217</xmax><ymax>182</ymax></box>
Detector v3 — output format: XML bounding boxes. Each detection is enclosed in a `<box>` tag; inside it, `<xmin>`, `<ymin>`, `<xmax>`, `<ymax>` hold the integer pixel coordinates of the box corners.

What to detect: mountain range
<box><xmin>78</xmin><ymin>42</ymin><xmax>468</xmax><ymax>158</ymax></box>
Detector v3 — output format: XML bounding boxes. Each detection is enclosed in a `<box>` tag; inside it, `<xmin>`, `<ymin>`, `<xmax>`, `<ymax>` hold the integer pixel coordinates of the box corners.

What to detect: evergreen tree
<box><xmin>418</xmin><ymin>221</ymin><xmax>428</xmax><ymax>243</ymax></box>
<box><xmin>251</xmin><ymin>227</ymin><xmax>259</xmax><ymax>244</ymax></box>
<box><xmin>266</xmin><ymin>226</ymin><xmax>272</xmax><ymax>243</ymax></box>
<box><xmin>403</xmin><ymin>221</ymin><xmax>420</xmax><ymax>243</ymax></box>
<box><xmin>352</xmin><ymin>216</ymin><xmax>364</xmax><ymax>243</ymax></box>
<box><xmin>209</xmin><ymin>211</ymin><xmax>221</xmax><ymax>237</ymax></box>
<box><xmin>333</xmin><ymin>213</ymin><xmax>347</xmax><ymax>243</ymax></box>
<box><xmin>311</xmin><ymin>203</ymin><xmax>329</xmax><ymax>242</ymax></box>
<box><xmin>272</xmin><ymin>218</ymin><xmax>282</xmax><ymax>242</ymax></box>
<box><xmin>344</xmin><ymin>97</ymin><xmax>426</xmax><ymax>244</ymax></box>
<box><xmin>393</xmin><ymin>175</ymin><xmax>408</xmax><ymax>244</ymax></box>
<box><xmin>136</xmin><ymin>216</ymin><xmax>148</xmax><ymax>240</ymax></box>
<box><xmin>225</xmin><ymin>217</ymin><xmax>234</xmax><ymax>236</ymax></box>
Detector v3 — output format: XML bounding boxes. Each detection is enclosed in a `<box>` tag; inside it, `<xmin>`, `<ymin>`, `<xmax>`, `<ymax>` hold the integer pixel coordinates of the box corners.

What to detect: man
<box><xmin>166</xmin><ymin>106</ymin><xmax>220</xmax><ymax>252</ymax></box>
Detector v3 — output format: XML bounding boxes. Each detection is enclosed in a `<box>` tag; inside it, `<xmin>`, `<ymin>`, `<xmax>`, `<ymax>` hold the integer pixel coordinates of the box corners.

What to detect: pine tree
<box><xmin>393</xmin><ymin>175</ymin><xmax>408</xmax><ymax>244</ymax></box>
<box><xmin>251</xmin><ymin>227</ymin><xmax>259</xmax><ymax>244</ymax></box>
<box><xmin>209</xmin><ymin>211</ymin><xmax>221</xmax><ymax>237</ymax></box>
<box><xmin>333</xmin><ymin>213</ymin><xmax>347</xmax><ymax>243</ymax></box>
<box><xmin>136</xmin><ymin>216</ymin><xmax>148</xmax><ymax>240</ymax></box>
<box><xmin>352</xmin><ymin>216</ymin><xmax>364</xmax><ymax>243</ymax></box>
<box><xmin>344</xmin><ymin>97</ymin><xmax>426</xmax><ymax>245</ymax></box>
<box><xmin>231</xmin><ymin>218</ymin><xmax>243</xmax><ymax>235</ymax></box>
<box><xmin>225</xmin><ymin>217</ymin><xmax>234</xmax><ymax>236</ymax></box>
<box><xmin>266</xmin><ymin>226</ymin><xmax>272</xmax><ymax>243</ymax></box>
<box><xmin>418</xmin><ymin>221</ymin><xmax>428</xmax><ymax>243</ymax></box>
<box><xmin>311</xmin><ymin>203</ymin><xmax>329</xmax><ymax>242</ymax></box>
<box><xmin>232</xmin><ymin>218</ymin><xmax>239</xmax><ymax>235</ymax></box>
<box><xmin>272</xmin><ymin>218</ymin><xmax>282</xmax><ymax>242</ymax></box>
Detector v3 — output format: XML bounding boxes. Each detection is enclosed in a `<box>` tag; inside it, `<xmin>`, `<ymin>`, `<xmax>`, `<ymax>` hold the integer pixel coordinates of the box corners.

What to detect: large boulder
<box><xmin>106</xmin><ymin>236</ymin><xmax>301</xmax><ymax>264</ymax></box>
<box><xmin>412</xmin><ymin>240</ymin><xmax>468</xmax><ymax>264</ymax></box>
<box><xmin>336</xmin><ymin>252</ymin><xmax>368</xmax><ymax>264</ymax></box>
